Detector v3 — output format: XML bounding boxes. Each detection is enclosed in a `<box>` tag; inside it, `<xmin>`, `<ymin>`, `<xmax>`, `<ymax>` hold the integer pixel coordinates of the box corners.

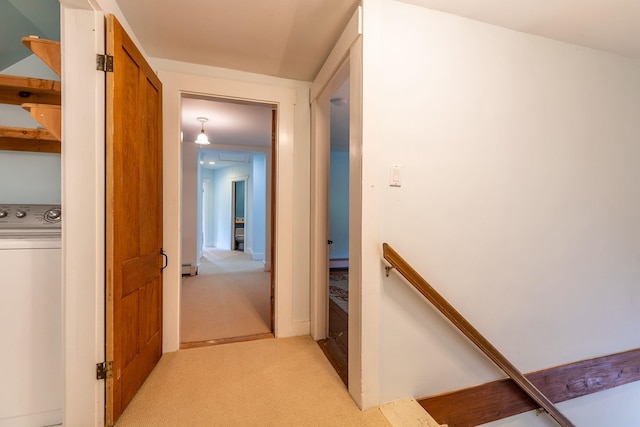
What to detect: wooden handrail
<box><xmin>382</xmin><ymin>243</ymin><xmax>575</xmax><ymax>427</ymax></box>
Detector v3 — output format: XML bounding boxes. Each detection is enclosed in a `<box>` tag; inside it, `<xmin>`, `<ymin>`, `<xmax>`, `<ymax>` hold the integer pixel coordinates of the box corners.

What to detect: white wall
<box><xmin>251</xmin><ymin>153</ymin><xmax>266</xmax><ymax>260</ymax></box>
<box><xmin>181</xmin><ymin>140</ymin><xmax>199</xmax><ymax>265</ymax></box>
<box><xmin>362</xmin><ymin>1</ymin><xmax>640</xmax><ymax>424</ymax></box>
<box><xmin>189</xmin><ymin>152</ymin><xmax>266</xmax><ymax>260</ymax></box>
<box><xmin>209</xmin><ymin>163</ymin><xmax>252</xmax><ymax>249</ymax></box>
<box><xmin>1</xmin><ymin>55</ymin><xmax>61</xmax><ymax>204</ymax></box>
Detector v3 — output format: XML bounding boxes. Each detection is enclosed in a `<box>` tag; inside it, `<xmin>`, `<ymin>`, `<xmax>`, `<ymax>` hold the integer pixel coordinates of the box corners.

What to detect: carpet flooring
<box><xmin>181</xmin><ymin>249</ymin><xmax>271</xmax><ymax>344</ymax></box>
<box><xmin>115</xmin><ymin>336</ymin><xmax>391</xmax><ymax>427</ymax></box>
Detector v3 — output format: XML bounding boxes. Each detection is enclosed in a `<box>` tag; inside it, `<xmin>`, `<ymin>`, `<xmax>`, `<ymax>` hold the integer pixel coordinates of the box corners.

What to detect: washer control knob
<box><xmin>15</xmin><ymin>210</ymin><xmax>27</xmax><ymax>218</ymax></box>
<box><xmin>45</xmin><ymin>208</ymin><xmax>62</xmax><ymax>223</ymax></box>
<box><xmin>0</xmin><ymin>210</ymin><xmax>7</xmax><ymax>218</ymax></box>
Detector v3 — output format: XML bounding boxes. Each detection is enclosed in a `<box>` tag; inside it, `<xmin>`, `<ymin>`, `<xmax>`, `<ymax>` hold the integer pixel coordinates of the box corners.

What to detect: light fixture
<box><xmin>195</xmin><ymin>117</ymin><xmax>210</xmax><ymax>145</ymax></box>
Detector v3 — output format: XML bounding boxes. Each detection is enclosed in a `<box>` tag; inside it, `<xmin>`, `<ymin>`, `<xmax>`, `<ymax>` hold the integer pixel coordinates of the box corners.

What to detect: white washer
<box><xmin>0</xmin><ymin>205</ymin><xmax>62</xmax><ymax>427</ymax></box>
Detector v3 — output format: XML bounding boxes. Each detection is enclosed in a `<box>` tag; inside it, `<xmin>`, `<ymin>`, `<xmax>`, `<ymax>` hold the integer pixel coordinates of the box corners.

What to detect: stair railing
<box><xmin>382</xmin><ymin>243</ymin><xmax>575</xmax><ymax>427</ymax></box>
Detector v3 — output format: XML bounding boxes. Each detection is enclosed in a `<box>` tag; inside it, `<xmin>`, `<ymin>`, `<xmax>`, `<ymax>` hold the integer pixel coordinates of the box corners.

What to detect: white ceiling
<box><xmin>114</xmin><ymin>0</ymin><xmax>360</xmax><ymax>82</ymax></box>
<box><xmin>181</xmin><ymin>95</ymin><xmax>274</xmax><ymax>169</ymax></box>
<box><xmin>116</xmin><ymin>0</ymin><xmax>639</xmax><ymax>164</ymax></box>
<box><xmin>399</xmin><ymin>0</ymin><xmax>640</xmax><ymax>60</ymax></box>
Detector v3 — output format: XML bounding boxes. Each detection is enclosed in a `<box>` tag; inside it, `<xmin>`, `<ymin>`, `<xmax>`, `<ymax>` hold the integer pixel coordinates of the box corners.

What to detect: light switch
<box><xmin>390</xmin><ymin>164</ymin><xmax>401</xmax><ymax>187</ymax></box>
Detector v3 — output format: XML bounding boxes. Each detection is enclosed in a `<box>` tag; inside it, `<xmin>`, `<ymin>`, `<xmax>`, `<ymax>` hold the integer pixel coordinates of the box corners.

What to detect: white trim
<box><xmin>60</xmin><ymin>2</ymin><xmax>105</xmax><ymax>426</ymax></box>
<box><xmin>309</xmin><ymin>6</ymin><xmax>371</xmax><ymax>409</ymax></box>
<box><xmin>310</xmin><ymin>6</ymin><xmax>363</xmax><ymax>102</ymax></box>
<box><xmin>159</xmin><ymin>70</ymin><xmax>299</xmax><ymax>350</ymax></box>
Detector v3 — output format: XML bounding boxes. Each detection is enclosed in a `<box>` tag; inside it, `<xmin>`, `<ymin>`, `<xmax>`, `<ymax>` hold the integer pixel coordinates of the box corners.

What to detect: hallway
<box><xmin>114</xmin><ymin>336</ymin><xmax>391</xmax><ymax>426</ymax></box>
<box><xmin>180</xmin><ymin>248</ymin><xmax>271</xmax><ymax>346</ymax></box>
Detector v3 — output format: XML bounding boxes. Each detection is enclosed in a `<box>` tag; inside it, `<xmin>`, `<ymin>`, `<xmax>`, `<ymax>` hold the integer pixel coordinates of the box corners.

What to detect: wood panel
<box><xmin>105</xmin><ymin>14</ymin><xmax>163</xmax><ymax>426</ymax></box>
<box><xmin>418</xmin><ymin>347</ymin><xmax>640</xmax><ymax>427</ymax></box>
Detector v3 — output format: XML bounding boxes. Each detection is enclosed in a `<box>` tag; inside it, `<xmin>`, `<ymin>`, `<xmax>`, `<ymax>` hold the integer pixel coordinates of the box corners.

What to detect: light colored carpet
<box><xmin>115</xmin><ymin>336</ymin><xmax>391</xmax><ymax>427</ymax></box>
<box><xmin>201</xmin><ymin>248</ymin><xmax>264</xmax><ymax>274</ymax></box>
<box><xmin>181</xmin><ymin>249</ymin><xmax>271</xmax><ymax>343</ymax></box>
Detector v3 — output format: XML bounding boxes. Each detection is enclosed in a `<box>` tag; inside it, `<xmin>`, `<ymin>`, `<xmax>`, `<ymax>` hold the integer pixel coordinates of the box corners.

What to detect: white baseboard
<box><xmin>276</xmin><ymin>320</ymin><xmax>310</xmax><ymax>338</ymax></box>
<box><xmin>181</xmin><ymin>263</ymin><xmax>197</xmax><ymax>276</ymax></box>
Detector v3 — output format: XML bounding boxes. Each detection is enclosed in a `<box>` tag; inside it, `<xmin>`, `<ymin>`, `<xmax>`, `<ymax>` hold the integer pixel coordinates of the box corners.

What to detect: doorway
<box><xmin>319</xmin><ymin>78</ymin><xmax>351</xmax><ymax>385</ymax></box>
<box><xmin>179</xmin><ymin>95</ymin><xmax>275</xmax><ymax>348</ymax></box>
<box><xmin>232</xmin><ymin>178</ymin><xmax>246</xmax><ymax>251</ymax></box>
<box><xmin>309</xmin><ymin>5</ymin><xmax>363</xmax><ymax>406</ymax></box>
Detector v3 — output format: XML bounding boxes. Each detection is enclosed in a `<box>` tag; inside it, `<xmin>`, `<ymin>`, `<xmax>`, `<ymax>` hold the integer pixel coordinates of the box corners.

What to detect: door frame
<box><xmin>230</xmin><ymin>176</ymin><xmax>249</xmax><ymax>251</ymax></box>
<box><xmin>160</xmin><ymin>71</ymin><xmax>302</xmax><ymax>350</ymax></box>
<box><xmin>310</xmin><ymin>6</ymin><xmax>365</xmax><ymax>408</ymax></box>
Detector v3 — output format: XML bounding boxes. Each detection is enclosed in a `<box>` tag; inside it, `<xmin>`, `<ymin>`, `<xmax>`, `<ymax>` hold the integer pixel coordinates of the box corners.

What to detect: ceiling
<box><xmin>181</xmin><ymin>95</ymin><xmax>275</xmax><ymax>169</ymax></box>
<box><xmin>4</xmin><ymin>1</ymin><xmax>638</xmax><ymax>164</ymax></box>
<box><xmin>114</xmin><ymin>0</ymin><xmax>360</xmax><ymax>82</ymax></box>
<box><xmin>114</xmin><ymin>0</ymin><xmax>640</xmax><ymax>83</ymax></box>
<box><xmin>399</xmin><ymin>0</ymin><xmax>640</xmax><ymax>60</ymax></box>
<box><xmin>115</xmin><ymin>0</ymin><xmax>639</xmax><ymax>166</ymax></box>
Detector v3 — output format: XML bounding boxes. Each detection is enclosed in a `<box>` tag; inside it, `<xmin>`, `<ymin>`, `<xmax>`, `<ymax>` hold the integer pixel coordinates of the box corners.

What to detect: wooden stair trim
<box><xmin>382</xmin><ymin>243</ymin><xmax>575</xmax><ymax>427</ymax></box>
<box><xmin>0</xmin><ymin>74</ymin><xmax>61</xmax><ymax>106</ymax></box>
<box><xmin>418</xmin><ymin>347</ymin><xmax>640</xmax><ymax>427</ymax></box>
<box><xmin>22</xmin><ymin>36</ymin><xmax>61</xmax><ymax>77</ymax></box>
<box><xmin>22</xmin><ymin>103</ymin><xmax>61</xmax><ymax>141</ymax></box>
<box><xmin>0</xmin><ymin>126</ymin><xmax>60</xmax><ymax>153</ymax></box>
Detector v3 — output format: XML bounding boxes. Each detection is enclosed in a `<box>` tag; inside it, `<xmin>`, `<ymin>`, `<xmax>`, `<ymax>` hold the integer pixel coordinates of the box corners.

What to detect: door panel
<box><xmin>105</xmin><ymin>14</ymin><xmax>163</xmax><ymax>426</ymax></box>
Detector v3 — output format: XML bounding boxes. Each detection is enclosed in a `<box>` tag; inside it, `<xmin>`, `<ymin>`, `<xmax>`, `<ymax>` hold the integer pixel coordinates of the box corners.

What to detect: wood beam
<box><xmin>0</xmin><ymin>126</ymin><xmax>60</xmax><ymax>153</ymax></box>
<box><xmin>418</xmin><ymin>347</ymin><xmax>640</xmax><ymax>427</ymax></box>
<box><xmin>22</xmin><ymin>36</ymin><xmax>61</xmax><ymax>77</ymax></box>
<box><xmin>0</xmin><ymin>74</ymin><xmax>61</xmax><ymax>106</ymax></box>
<box><xmin>22</xmin><ymin>103</ymin><xmax>62</xmax><ymax>141</ymax></box>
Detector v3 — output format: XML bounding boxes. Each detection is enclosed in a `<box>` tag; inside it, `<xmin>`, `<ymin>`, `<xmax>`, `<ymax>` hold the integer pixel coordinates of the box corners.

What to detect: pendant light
<box><xmin>195</xmin><ymin>117</ymin><xmax>210</xmax><ymax>145</ymax></box>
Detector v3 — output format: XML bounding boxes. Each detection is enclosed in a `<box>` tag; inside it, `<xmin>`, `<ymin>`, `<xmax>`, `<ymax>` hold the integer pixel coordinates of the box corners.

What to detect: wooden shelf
<box><xmin>0</xmin><ymin>126</ymin><xmax>60</xmax><ymax>153</ymax></box>
<box><xmin>22</xmin><ymin>36</ymin><xmax>61</xmax><ymax>77</ymax></box>
<box><xmin>22</xmin><ymin>103</ymin><xmax>61</xmax><ymax>141</ymax></box>
<box><xmin>0</xmin><ymin>74</ymin><xmax>61</xmax><ymax>106</ymax></box>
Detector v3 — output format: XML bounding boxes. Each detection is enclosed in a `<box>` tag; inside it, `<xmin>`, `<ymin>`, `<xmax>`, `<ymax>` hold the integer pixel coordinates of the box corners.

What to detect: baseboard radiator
<box><xmin>181</xmin><ymin>263</ymin><xmax>197</xmax><ymax>276</ymax></box>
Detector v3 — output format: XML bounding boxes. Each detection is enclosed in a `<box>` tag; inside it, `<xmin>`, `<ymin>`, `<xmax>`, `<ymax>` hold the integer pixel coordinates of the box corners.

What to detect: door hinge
<box><xmin>96</xmin><ymin>54</ymin><xmax>114</xmax><ymax>72</ymax></box>
<box><xmin>96</xmin><ymin>361</ymin><xmax>113</xmax><ymax>380</ymax></box>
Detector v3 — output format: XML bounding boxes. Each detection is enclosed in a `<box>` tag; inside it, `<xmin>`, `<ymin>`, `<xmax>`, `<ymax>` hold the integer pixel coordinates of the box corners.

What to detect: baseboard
<box><xmin>276</xmin><ymin>320</ymin><xmax>310</xmax><ymax>338</ymax></box>
<box><xmin>418</xmin><ymin>347</ymin><xmax>640</xmax><ymax>427</ymax></box>
<box><xmin>181</xmin><ymin>263</ymin><xmax>197</xmax><ymax>276</ymax></box>
<box><xmin>329</xmin><ymin>258</ymin><xmax>349</xmax><ymax>269</ymax></box>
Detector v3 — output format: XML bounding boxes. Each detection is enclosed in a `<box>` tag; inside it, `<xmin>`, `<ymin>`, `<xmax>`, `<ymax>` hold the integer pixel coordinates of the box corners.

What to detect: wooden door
<box><xmin>105</xmin><ymin>14</ymin><xmax>163</xmax><ymax>426</ymax></box>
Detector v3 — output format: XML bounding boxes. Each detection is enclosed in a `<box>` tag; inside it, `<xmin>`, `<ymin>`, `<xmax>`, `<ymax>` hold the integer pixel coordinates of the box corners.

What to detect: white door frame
<box><xmin>160</xmin><ymin>71</ymin><xmax>301</xmax><ymax>349</ymax></box>
<box><xmin>310</xmin><ymin>6</ymin><xmax>368</xmax><ymax>408</ymax></box>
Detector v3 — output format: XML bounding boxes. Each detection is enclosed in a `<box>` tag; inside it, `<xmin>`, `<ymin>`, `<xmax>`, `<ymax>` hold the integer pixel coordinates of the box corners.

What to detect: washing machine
<box><xmin>0</xmin><ymin>204</ymin><xmax>62</xmax><ymax>427</ymax></box>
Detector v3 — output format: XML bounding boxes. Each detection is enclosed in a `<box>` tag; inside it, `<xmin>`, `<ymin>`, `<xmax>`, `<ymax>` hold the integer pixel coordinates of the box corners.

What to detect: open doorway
<box><xmin>232</xmin><ymin>178</ymin><xmax>246</xmax><ymax>251</ymax></box>
<box><xmin>319</xmin><ymin>78</ymin><xmax>350</xmax><ymax>384</ymax></box>
<box><xmin>179</xmin><ymin>94</ymin><xmax>275</xmax><ymax>348</ymax></box>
